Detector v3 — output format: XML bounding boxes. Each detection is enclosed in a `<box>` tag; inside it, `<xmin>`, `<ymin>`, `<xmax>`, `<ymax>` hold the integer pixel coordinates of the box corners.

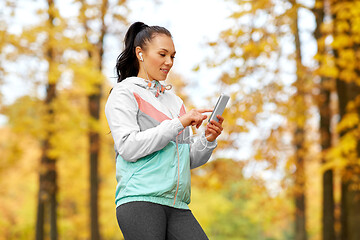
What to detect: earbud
<box><xmin>139</xmin><ymin>52</ymin><xmax>143</xmax><ymax>61</ymax></box>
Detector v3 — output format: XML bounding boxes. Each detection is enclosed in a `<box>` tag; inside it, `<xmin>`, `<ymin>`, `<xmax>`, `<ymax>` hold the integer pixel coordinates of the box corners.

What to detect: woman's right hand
<box><xmin>179</xmin><ymin>109</ymin><xmax>213</xmax><ymax>129</ymax></box>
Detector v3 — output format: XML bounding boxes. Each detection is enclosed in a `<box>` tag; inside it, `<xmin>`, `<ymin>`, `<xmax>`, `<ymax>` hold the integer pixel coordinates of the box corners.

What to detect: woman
<box><xmin>105</xmin><ymin>21</ymin><xmax>224</xmax><ymax>240</ymax></box>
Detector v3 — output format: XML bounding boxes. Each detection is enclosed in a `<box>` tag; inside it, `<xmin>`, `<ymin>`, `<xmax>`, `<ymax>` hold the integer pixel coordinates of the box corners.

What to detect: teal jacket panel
<box><xmin>115</xmin><ymin>142</ymin><xmax>191</xmax><ymax>209</ymax></box>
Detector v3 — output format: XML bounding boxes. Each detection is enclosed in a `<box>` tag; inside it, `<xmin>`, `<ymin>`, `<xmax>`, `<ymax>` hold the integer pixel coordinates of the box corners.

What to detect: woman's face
<box><xmin>137</xmin><ymin>34</ymin><xmax>176</xmax><ymax>81</ymax></box>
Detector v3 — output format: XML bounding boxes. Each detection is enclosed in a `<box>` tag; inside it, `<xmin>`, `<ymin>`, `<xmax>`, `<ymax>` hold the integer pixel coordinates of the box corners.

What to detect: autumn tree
<box><xmin>1</xmin><ymin>2</ymin><xmax>68</xmax><ymax>238</ymax></box>
<box><xmin>35</xmin><ymin>1</ymin><xmax>61</xmax><ymax>239</ymax></box>
<box><xmin>0</xmin><ymin>0</ymin><xmax>126</xmax><ymax>238</ymax></box>
<box><xmin>0</xmin><ymin>2</ymin><xmax>10</xmax><ymax>100</ymax></box>
<box><xmin>0</xmin><ymin>1</ymin><xmax>58</xmax><ymax>239</ymax></box>
<box><xmin>74</xmin><ymin>0</ymin><xmax>128</xmax><ymax>238</ymax></box>
<box><xmin>312</xmin><ymin>0</ymin><xmax>336</xmax><ymax>238</ymax></box>
<box><xmin>205</xmin><ymin>0</ymin><xmax>314</xmax><ymax>239</ymax></box>
<box><xmin>328</xmin><ymin>1</ymin><xmax>360</xmax><ymax>239</ymax></box>
<box><xmin>77</xmin><ymin>1</ymin><xmax>107</xmax><ymax>239</ymax></box>
<box><xmin>288</xmin><ymin>1</ymin><xmax>309</xmax><ymax>239</ymax></box>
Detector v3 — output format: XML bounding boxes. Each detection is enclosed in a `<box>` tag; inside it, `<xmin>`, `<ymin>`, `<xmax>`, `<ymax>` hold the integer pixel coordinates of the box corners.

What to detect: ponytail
<box><xmin>115</xmin><ymin>22</ymin><xmax>172</xmax><ymax>82</ymax></box>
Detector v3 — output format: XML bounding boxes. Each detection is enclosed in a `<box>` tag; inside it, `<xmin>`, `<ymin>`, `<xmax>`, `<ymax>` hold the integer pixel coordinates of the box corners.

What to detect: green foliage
<box><xmin>191</xmin><ymin>159</ymin><xmax>294</xmax><ymax>239</ymax></box>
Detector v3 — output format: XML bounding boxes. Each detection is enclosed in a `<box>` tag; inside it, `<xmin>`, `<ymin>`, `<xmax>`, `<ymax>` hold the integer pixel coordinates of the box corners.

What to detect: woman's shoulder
<box><xmin>164</xmin><ymin>88</ymin><xmax>184</xmax><ymax>106</ymax></box>
<box><xmin>111</xmin><ymin>77</ymin><xmax>139</xmax><ymax>93</ymax></box>
<box><xmin>168</xmin><ymin>91</ymin><xmax>182</xmax><ymax>101</ymax></box>
<box><xmin>106</xmin><ymin>83</ymin><xmax>138</xmax><ymax>110</ymax></box>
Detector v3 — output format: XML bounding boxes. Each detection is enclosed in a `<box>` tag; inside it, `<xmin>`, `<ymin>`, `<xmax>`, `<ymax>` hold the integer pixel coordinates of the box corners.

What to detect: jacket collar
<box><xmin>124</xmin><ymin>77</ymin><xmax>167</xmax><ymax>97</ymax></box>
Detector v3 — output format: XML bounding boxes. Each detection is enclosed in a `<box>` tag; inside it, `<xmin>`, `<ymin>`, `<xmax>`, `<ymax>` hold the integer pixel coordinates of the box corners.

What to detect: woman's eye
<box><xmin>160</xmin><ymin>53</ymin><xmax>166</xmax><ymax>57</ymax></box>
<box><xmin>171</xmin><ymin>56</ymin><xmax>175</xmax><ymax>59</ymax></box>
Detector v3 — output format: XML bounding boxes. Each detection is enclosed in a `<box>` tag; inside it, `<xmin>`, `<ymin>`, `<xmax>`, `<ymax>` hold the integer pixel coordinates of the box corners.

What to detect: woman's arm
<box><xmin>189</xmin><ymin>134</ymin><xmax>217</xmax><ymax>169</ymax></box>
<box><xmin>189</xmin><ymin>115</ymin><xmax>224</xmax><ymax>169</ymax></box>
<box><xmin>105</xmin><ymin>87</ymin><xmax>184</xmax><ymax>162</ymax></box>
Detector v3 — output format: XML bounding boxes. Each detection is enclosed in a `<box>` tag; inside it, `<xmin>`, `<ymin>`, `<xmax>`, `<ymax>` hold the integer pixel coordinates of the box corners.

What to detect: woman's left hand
<box><xmin>205</xmin><ymin>115</ymin><xmax>224</xmax><ymax>142</ymax></box>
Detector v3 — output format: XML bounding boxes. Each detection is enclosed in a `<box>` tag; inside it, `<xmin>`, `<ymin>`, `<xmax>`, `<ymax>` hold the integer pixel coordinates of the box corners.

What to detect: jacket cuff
<box><xmin>200</xmin><ymin>133</ymin><xmax>217</xmax><ymax>149</ymax></box>
<box><xmin>173</xmin><ymin>118</ymin><xmax>185</xmax><ymax>134</ymax></box>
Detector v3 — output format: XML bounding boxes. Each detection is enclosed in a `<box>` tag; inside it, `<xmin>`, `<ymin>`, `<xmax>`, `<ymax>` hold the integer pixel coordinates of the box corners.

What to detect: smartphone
<box><xmin>208</xmin><ymin>93</ymin><xmax>230</xmax><ymax>122</ymax></box>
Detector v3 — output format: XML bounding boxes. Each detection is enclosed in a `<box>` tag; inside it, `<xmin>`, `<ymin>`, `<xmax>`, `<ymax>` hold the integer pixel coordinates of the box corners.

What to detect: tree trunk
<box><xmin>82</xmin><ymin>1</ymin><xmax>108</xmax><ymax>239</ymax></box>
<box><xmin>290</xmin><ymin>1</ymin><xmax>307</xmax><ymax>239</ymax></box>
<box><xmin>89</xmin><ymin>100</ymin><xmax>101</xmax><ymax>240</ymax></box>
<box><xmin>35</xmin><ymin>1</ymin><xmax>58</xmax><ymax>239</ymax></box>
<box><xmin>334</xmin><ymin>46</ymin><xmax>348</xmax><ymax>240</ymax></box>
<box><xmin>337</xmin><ymin>77</ymin><xmax>360</xmax><ymax>240</ymax></box>
<box><xmin>313</xmin><ymin>0</ymin><xmax>336</xmax><ymax>239</ymax></box>
<box><xmin>337</xmin><ymin>79</ymin><xmax>360</xmax><ymax>240</ymax></box>
<box><xmin>331</xmin><ymin>1</ymin><xmax>360</xmax><ymax>239</ymax></box>
<box><xmin>294</xmin><ymin>128</ymin><xmax>307</xmax><ymax>240</ymax></box>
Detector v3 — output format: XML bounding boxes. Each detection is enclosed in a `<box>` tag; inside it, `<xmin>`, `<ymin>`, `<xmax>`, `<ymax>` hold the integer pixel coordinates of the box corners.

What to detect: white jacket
<box><xmin>104</xmin><ymin>77</ymin><xmax>217</xmax><ymax>209</ymax></box>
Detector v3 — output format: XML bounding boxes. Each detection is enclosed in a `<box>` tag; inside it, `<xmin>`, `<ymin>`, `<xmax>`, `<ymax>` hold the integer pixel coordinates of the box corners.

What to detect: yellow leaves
<box><xmin>230</xmin><ymin>11</ymin><xmax>251</xmax><ymax>19</ymax></box>
<box><xmin>192</xmin><ymin>64</ymin><xmax>200</xmax><ymax>72</ymax></box>
<box><xmin>3</xmin><ymin>96</ymin><xmax>48</xmax><ymax>140</ymax></box>
<box><xmin>189</xmin><ymin>186</ymin><xmax>233</xmax><ymax>229</ymax></box>
<box><xmin>0</xmin><ymin>129</ymin><xmax>39</xmax><ymax>239</ymax></box>
<box><xmin>242</xmin><ymin>38</ymin><xmax>274</xmax><ymax>59</ymax></box>
<box><xmin>320</xmin><ymin>22</ymin><xmax>333</xmax><ymax>35</ymax></box>
<box><xmin>336</xmin><ymin>20</ymin><xmax>350</xmax><ymax>33</ymax></box>
<box><xmin>242</xmin><ymin>41</ymin><xmax>258</xmax><ymax>56</ymax></box>
<box><xmin>315</xmin><ymin>52</ymin><xmax>339</xmax><ymax>79</ymax></box>
<box><xmin>324</xmin><ymin>134</ymin><xmax>357</xmax><ymax>172</ymax></box>
<box><xmin>48</xmin><ymin>62</ymin><xmax>62</xmax><ymax>84</ymax></box>
<box><xmin>324</xmin><ymin>110</ymin><xmax>360</xmax><ymax>172</ymax></box>
<box><xmin>337</xmin><ymin>49</ymin><xmax>356</xmax><ymax>67</ymax></box>
<box><xmin>339</xmin><ymin>69</ymin><xmax>357</xmax><ymax>83</ymax></box>
<box><xmin>331</xmin><ymin>3</ymin><xmax>352</xmax><ymax>20</ymax></box>
<box><xmin>339</xmin><ymin>133</ymin><xmax>358</xmax><ymax>156</ymax></box>
<box><xmin>332</xmin><ymin>34</ymin><xmax>353</xmax><ymax>49</ymax></box>
<box><xmin>220</xmin><ymin>72</ymin><xmax>240</xmax><ymax>85</ymax></box>
<box><xmin>0</xmin><ymin>128</ymin><xmax>23</xmax><ymax>171</ymax></box>
<box><xmin>350</xmin><ymin>2</ymin><xmax>360</xmax><ymax>17</ymax></box>
<box><xmin>318</xmin><ymin>64</ymin><xmax>339</xmax><ymax>78</ymax></box>
<box><xmin>352</xmin><ymin>17</ymin><xmax>360</xmax><ymax>35</ymax></box>
<box><xmin>336</xmin><ymin>112</ymin><xmax>359</xmax><ymax>133</ymax></box>
<box><xmin>70</xmin><ymin>59</ymin><xmax>105</xmax><ymax>95</ymax></box>
<box><xmin>314</xmin><ymin>0</ymin><xmax>324</xmax><ymax>9</ymax></box>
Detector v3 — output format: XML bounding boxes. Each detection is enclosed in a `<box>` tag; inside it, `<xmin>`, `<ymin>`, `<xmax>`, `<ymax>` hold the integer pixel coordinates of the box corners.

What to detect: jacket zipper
<box><xmin>173</xmin><ymin>135</ymin><xmax>180</xmax><ymax>206</ymax></box>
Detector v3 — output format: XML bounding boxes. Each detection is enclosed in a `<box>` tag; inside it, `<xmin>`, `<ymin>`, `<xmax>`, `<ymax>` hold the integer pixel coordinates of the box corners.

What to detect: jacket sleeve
<box><xmin>189</xmin><ymin>130</ymin><xmax>217</xmax><ymax>169</ymax></box>
<box><xmin>105</xmin><ymin>87</ymin><xmax>184</xmax><ymax>162</ymax></box>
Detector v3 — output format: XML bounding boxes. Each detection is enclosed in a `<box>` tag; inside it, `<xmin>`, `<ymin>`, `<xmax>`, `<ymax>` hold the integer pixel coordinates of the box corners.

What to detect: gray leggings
<box><xmin>116</xmin><ymin>201</ymin><xmax>209</xmax><ymax>240</ymax></box>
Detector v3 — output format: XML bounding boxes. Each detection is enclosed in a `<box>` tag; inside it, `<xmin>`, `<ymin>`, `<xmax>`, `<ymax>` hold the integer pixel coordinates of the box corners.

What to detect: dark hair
<box><xmin>115</xmin><ymin>22</ymin><xmax>172</xmax><ymax>82</ymax></box>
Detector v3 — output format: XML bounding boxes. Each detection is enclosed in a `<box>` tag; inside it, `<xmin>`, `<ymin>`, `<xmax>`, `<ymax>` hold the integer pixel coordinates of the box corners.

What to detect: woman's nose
<box><xmin>165</xmin><ymin>56</ymin><xmax>173</xmax><ymax>66</ymax></box>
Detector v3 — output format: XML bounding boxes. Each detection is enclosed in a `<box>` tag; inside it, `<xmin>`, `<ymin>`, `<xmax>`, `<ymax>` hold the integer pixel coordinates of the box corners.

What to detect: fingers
<box><xmin>217</xmin><ymin>115</ymin><xmax>224</xmax><ymax>124</ymax></box>
<box><xmin>197</xmin><ymin>109</ymin><xmax>214</xmax><ymax>113</ymax></box>
<box><xmin>207</xmin><ymin>122</ymin><xmax>223</xmax><ymax>134</ymax></box>
<box><xmin>190</xmin><ymin>109</ymin><xmax>211</xmax><ymax>128</ymax></box>
<box><xmin>206</xmin><ymin>115</ymin><xmax>224</xmax><ymax>139</ymax></box>
<box><xmin>205</xmin><ymin>124</ymin><xmax>220</xmax><ymax>142</ymax></box>
<box><xmin>182</xmin><ymin>109</ymin><xmax>216</xmax><ymax>128</ymax></box>
<box><xmin>197</xmin><ymin>115</ymin><xmax>208</xmax><ymax>128</ymax></box>
<box><xmin>190</xmin><ymin>114</ymin><xmax>208</xmax><ymax>129</ymax></box>
<box><xmin>209</xmin><ymin>116</ymin><xmax>224</xmax><ymax>129</ymax></box>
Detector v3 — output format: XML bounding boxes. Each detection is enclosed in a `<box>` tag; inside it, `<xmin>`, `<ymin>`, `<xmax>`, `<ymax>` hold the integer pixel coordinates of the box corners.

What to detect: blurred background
<box><xmin>1</xmin><ymin>0</ymin><xmax>360</xmax><ymax>239</ymax></box>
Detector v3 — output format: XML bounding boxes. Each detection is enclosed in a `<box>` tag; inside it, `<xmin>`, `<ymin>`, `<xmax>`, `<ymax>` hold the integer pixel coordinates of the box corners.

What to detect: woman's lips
<box><xmin>161</xmin><ymin>68</ymin><xmax>169</xmax><ymax>74</ymax></box>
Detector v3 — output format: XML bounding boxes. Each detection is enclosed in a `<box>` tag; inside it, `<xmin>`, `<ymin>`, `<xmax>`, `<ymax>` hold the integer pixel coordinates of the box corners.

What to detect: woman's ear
<box><xmin>135</xmin><ymin>47</ymin><xmax>143</xmax><ymax>62</ymax></box>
